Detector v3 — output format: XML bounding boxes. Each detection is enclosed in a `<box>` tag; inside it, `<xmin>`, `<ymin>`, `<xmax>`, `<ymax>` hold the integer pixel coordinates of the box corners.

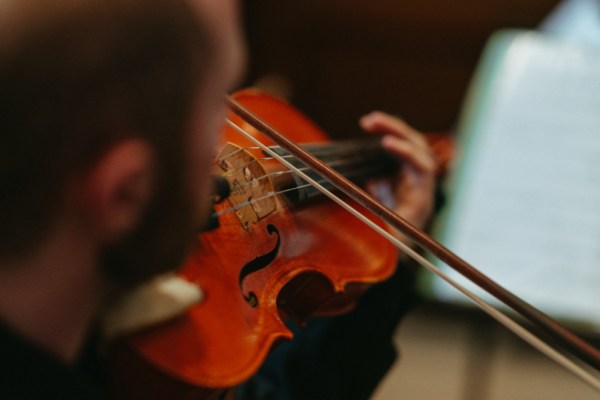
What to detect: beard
<box><xmin>99</xmin><ymin>155</ymin><xmax>203</xmax><ymax>289</ymax></box>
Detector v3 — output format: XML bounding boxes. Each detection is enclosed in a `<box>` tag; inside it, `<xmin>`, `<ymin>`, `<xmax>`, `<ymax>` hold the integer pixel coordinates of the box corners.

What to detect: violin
<box><xmin>108</xmin><ymin>88</ymin><xmax>600</xmax><ymax>398</ymax></box>
<box><xmin>107</xmin><ymin>88</ymin><xmax>425</xmax><ymax>397</ymax></box>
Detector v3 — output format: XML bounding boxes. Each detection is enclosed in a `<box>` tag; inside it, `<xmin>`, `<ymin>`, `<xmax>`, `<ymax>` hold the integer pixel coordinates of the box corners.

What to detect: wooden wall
<box><xmin>242</xmin><ymin>0</ymin><xmax>560</xmax><ymax>137</ymax></box>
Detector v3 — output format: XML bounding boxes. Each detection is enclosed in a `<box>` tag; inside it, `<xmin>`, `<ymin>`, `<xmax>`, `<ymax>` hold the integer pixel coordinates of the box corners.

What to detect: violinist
<box><xmin>0</xmin><ymin>0</ymin><xmax>437</xmax><ymax>399</ymax></box>
<box><xmin>0</xmin><ymin>0</ymin><xmax>245</xmax><ymax>397</ymax></box>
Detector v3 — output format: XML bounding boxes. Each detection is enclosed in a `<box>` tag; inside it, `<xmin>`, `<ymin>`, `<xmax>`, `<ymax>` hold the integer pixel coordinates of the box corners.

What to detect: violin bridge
<box><xmin>215</xmin><ymin>142</ymin><xmax>277</xmax><ymax>229</ymax></box>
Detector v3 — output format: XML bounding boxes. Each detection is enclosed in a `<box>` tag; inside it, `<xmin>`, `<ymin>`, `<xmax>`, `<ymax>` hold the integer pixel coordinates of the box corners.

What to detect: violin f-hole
<box><xmin>238</xmin><ymin>224</ymin><xmax>281</xmax><ymax>307</ymax></box>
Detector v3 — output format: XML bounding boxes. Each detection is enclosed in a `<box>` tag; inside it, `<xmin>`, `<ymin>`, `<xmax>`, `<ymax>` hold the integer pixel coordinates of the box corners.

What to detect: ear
<box><xmin>77</xmin><ymin>139</ymin><xmax>155</xmax><ymax>243</ymax></box>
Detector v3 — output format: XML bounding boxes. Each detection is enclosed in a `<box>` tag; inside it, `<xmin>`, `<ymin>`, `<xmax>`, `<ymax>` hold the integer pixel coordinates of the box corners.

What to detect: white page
<box><xmin>541</xmin><ymin>0</ymin><xmax>600</xmax><ymax>46</ymax></box>
<box><xmin>431</xmin><ymin>31</ymin><xmax>600</xmax><ymax>330</ymax></box>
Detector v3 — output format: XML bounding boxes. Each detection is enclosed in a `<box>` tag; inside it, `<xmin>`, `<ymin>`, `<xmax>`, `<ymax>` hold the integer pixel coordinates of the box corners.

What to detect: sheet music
<box><xmin>431</xmin><ymin>31</ymin><xmax>600</xmax><ymax>329</ymax></box>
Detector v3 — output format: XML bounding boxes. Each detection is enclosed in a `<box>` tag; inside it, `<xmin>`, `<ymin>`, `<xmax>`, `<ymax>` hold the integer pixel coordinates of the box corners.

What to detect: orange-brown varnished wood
<box><xmin>125</xmin><ymin>89</ymin><xmax>398</xmax><ymax>389</ymax></box>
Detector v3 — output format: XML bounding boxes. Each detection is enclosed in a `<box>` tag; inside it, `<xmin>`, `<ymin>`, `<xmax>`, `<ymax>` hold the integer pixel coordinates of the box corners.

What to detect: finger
<box><xmin>382</xmin><ymin>135</ymin><xmax>436</xmax><ymax>174</ymax></box>
<box><xmin>359</xmin><ymin>111</ymin><xmax>428</xmax><ymax>151</ymax></box>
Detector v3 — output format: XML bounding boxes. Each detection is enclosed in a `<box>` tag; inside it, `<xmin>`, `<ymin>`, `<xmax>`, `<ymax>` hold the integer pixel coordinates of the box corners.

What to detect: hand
<box><xmin>359</xmin><ymin>111</ymin><xmax>436</xmax><ymax>232</ymax></box>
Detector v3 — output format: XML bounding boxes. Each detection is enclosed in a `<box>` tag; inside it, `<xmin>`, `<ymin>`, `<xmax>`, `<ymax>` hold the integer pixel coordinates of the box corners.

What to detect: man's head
<box><xmin>0</xmin><ymin>0</ymin><xmax>244</xmax><ymax>286</ymax></box>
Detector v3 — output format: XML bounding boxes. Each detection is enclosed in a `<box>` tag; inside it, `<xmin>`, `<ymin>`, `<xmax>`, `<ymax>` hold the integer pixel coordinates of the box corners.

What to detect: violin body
<box><xmin>118</xmin><ymin>89</ymin><xmax>398</xmax><ymax>392</ymax></box>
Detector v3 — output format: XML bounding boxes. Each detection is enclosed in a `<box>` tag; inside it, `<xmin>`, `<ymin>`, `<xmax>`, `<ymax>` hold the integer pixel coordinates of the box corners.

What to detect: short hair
<box><xmin>0</xmin><ymin>0</ymin><xmax>212</xmax><ymax>260</ymax></box>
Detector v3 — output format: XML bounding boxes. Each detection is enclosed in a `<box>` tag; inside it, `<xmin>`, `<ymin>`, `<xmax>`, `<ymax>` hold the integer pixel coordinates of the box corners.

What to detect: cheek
<box><xmin>186</xmin><ymin>102</ymin><xmax>227</xmax><ymax>221</ymax></box>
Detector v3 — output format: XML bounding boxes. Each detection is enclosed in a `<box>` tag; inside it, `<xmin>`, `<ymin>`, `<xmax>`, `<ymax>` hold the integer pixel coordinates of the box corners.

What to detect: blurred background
<box><xmin>242</xmin><ymin>0</ymin><xmax>560</xmax><ymax>136</ymax></box>
<box><xmin>240</xmin><ymin>1</ymin><xmax>600</xmax><ymax>399</ymax></box>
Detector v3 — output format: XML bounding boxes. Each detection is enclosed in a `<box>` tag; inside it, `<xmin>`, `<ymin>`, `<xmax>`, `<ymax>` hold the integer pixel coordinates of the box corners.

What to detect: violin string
<box><xmin>215</xmin><ymin>153</ymin><xmax>388</xmax><ymax>200</ymax></box>
<box><xmin>224</xmin><ymin>117</ymin><xmax>600</xmax><ymax>392</ymax></box>
<box><xmin>213</xmin><ymin>162</ymin><xmax>385</xmax><ymax>218</ymax></box>
<box><xmin>212</xmin><ymin>184</ymin><xmax>313</xmax><ymax>217</ymax></box>
<box><xmin>217</xmin><ymin>148</ymin><xmax>378</xmax><ymax>178</ymax></box>
<box><xmin>215</xmin><ymin>134</ymin><xmax>386</xmax><ymax>177</ymax></box>
<box><xmin>288</xmin><ymin>139</ymin><xmax>383</xmax><ymax>158</ymax></box>
<box><xmin>220</xmin><ymin>167</ymin><xmax>310</xmax><ymax>192</ymax></box>
<box><xmin>223</xmin><ymin>156</ymin><xmax>379</xmax><ymax>189</ymax></box>
<box><xmin>216</xmin><ymin>145</ymin><xmax>388</xmax><ymax>194</ymax></box>
<box><xmin>214</xmin><ymin>154</ymin><xmax>296</xmax><ymax>175</ymax></box>
<box><xmin>215</xmin><ymin>141</ymin><xmax>375</xmax><ymax>163</ymax></box>
<box><xmin>214</xmin><ymin>146</ymin><xmax>248</xmax><ymax>163</ymax></box>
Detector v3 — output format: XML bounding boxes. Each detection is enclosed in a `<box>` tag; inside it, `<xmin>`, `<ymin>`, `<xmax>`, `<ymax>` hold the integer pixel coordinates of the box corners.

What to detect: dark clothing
<box><xmin>0</xmin><ymin>264</ymin><xmax>416</xmax><ymax>400</ymax></box>
<box><xmin>237</xmin><ymin>262</ymin><xmax>418</xmax><ymax>400</ymax></box>
<box><xmin>0</xmin><ymin>322</ymin><xmax>104</xmax><ymax>399</ymax></box>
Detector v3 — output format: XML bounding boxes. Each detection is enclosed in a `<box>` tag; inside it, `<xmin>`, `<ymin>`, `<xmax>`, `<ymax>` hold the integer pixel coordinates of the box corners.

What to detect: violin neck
<box><xmin>268</xmin><ymin>138</ymin><xmax>398</xmax><ymax>205</ymax></box>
